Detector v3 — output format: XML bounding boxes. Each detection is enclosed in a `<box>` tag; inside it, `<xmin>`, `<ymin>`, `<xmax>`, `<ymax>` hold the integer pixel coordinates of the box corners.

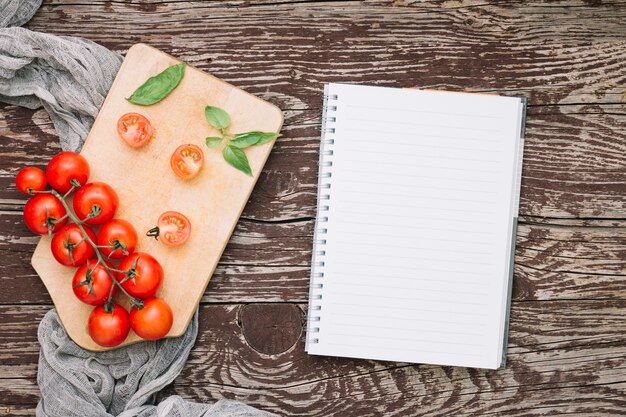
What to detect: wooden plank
<box><xmin>1</xmin><ymin>302</ymin><xmax>625</xmax><ymax>415</ymax></box>
<box><xmin>21</xmin><ymin>1</ymin><xmax>626</xmax><ymax>106</ymax></box>
<box><xmin>2</xmin><ymin>106</ymin><xmax>626</xmax><ymax>220</ymax></box>
<box><xmin>2</xmin><ymin>212</ymin><xmax>625</xmax><ymax>304</ymax></box>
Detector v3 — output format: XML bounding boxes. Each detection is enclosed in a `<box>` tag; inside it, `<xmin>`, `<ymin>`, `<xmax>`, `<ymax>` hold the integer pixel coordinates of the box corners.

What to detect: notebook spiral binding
<box><xmin>306</xmin><ymin>89</ymin><xmax>338</xmax><ymax>348</ymax></box>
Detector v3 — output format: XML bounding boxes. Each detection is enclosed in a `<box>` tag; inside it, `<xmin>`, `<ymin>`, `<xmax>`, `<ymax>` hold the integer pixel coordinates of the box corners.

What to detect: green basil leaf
<box><xmin>230</xmin><ymin>131</ymin><xmax>281</xmax><ymax>148</ymax></box>
<box><xmin>205</xmin><ymin>136</ymin><xmax>223</xmax><ymax>148</ymax></box>
<box><xmin>223</xmin><ymin>145</ymin><xmax>252</xmax><ymax>176</ymax></box>
<box><xmin>205</xmin><ymin>106</ymin><xmax>231</xmax><ymax>130</ymax></box>
<box><xmin>254</xmin><ymin>132</ymin><xmax>281</xmax><ymax>145</ymax></box>
<box><xmin>127</xmin><ymin>63</ymin><xmax>186</xmax><ymax>106</ymax></box>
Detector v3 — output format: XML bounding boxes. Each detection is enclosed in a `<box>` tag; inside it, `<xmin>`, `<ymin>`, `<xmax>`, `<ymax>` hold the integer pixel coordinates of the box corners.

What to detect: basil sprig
<box><xmin>127</xmin><ymin>63</ymin><xmax>186</xmax><ymax>105</ymax></box>
<box><xmin>203</xmin><ymin>106</ymin><xmax>280</xmax><ymax>176</ymax></box>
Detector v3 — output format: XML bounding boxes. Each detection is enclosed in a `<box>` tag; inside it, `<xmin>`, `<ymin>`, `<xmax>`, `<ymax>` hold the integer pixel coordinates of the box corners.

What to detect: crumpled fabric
<box><xmin>36</xmin><ymin>310</ymin><xmax>274</xmax><ymax>417</ymax></box>
<box><xmin>0</xmin><ymin>1</ymin><xmax>277</xmax><ymax>416</ymax></box>
<box><xmin>0</xmin><ymin>0</ymin><xmax>121</xmax><ymax>152</ymax></box>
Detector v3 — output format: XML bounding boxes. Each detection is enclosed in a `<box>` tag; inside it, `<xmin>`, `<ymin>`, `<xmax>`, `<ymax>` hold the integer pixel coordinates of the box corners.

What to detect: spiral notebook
<box><xmin>305</xmin><ymin>83</ymin><xmax>527</xmax><ymax>369</ymax></box>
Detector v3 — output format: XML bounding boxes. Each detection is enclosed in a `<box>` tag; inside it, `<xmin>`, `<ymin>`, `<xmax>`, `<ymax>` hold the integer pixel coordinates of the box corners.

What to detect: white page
<box><xmin>307</xmin><ymin>83</ymin><xmax>524</xmax><ymax>369</ymax></box>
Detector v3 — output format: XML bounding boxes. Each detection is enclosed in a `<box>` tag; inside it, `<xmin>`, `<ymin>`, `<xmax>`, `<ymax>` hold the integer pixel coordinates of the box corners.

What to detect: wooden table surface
<box><xmin>1</xmin><ymin>1</ymin><xmax>625</xmax><ymax>416</ymax></box>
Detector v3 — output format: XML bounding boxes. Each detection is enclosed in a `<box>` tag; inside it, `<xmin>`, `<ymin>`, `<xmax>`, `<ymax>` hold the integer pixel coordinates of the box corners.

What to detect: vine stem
<box><xmin>48</xmin><ymin>188</ymin><xmax>142</xmax><ymax>307</ymax></box>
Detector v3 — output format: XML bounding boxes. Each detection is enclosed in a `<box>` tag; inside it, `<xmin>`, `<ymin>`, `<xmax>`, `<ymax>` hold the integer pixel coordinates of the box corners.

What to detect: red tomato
<box><xmin>97</xmin><ymin>219</ymin><xmax>138</xmax><ymax>259</ymax></box>
<box><xmin>117</xmin><ymin>112</ymin><xmax>154</xmax><ymax>148</ymax></box>
<box><xmin>88</xmin><ymin>304</ymin><xmax>130</xmax><ymax>347</ymax></box>
<box><xmin>116</xmin><ymin>252</ymin><xmax>164</xmax><ymax>299</ymax></box>
<box><xmin>170</xmin><ymin>144</ymin><xmax>204</xmax><ymax>179</ymax></box>
<box><xmin>148</xmin><ymin>211</ymin><xmax>191</xmax><ymax>247</ymax></box>
<box><xmin>23</xmin><ymin>194</ymin><xmax>67</xmax><ymax>235</ymax></box>
<box><xmin>72</xmin><ymin>260</ymin><xmax>117</xmax><ymax>306</ymax></box>
<box><xmin>46</xmin><ymin>152</ymin><xmax>90</xmax><ymax>193</ymax></box>
<box><xmin>50</xmin><ymin>223</ymin><xmax>96</xmax><ymax>266</ymax></box>
<box><xmin>130</xmin><ymin>297</ymin><xmax>173</xmax><ymax>340</ymax></box>
<box><xmin>73</xmin><ymin>182</ymin><xmax>119</xmax><ymax>225</ymax></box>
<box><xmin>16</xmin><ymin>167</ymin><xmax>47</xmax><ymax>195</ymax></box>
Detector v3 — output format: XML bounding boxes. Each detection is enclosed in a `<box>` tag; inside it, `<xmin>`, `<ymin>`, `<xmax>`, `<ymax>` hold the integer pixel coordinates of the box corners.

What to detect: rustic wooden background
<box><xmin>1</xmin><ymin>1</ymin><xmax>625</xmax><ymax>415</ymax></box>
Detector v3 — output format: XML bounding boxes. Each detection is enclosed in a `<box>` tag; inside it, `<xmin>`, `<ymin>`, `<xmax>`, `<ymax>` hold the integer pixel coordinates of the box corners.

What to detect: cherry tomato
<box><xmin>170</xmin><ymin>144</ymin><xmax>204</xmax><ymax>180</ymax></box>
<box><xmin>116</xmin><ymin>252</ymin><xmax>163</xmax><ymax>299</ymax></box>
<box><xmin>46</xmin><ymin>152</ymin><xmax>90</xmax><ymax>193</ymax></box>
<box><xmin>73</xmin><ymin>182</ymin><xmax>119</xmax><ymax>225</ymax></box>
<box><xmin>130</xmin><ymin>297</ymin><xmax>173</xmax><ymax>340</ymax></box>
<box><xmin>72</xmin><ymin>259</ymin><xmax>117</xmax><ymax>306</ymax></box>
<box><xmin>50</xmin><ymin>223</ymin><xmax>96</xmax><ymax>266</ymax></box>
<box><xmin>16</xmin><ymin>167</ymin><xmax>47</xmax><ymax>195</ymax></box>
<box><xmin>147</xmin><ymin>211</ymin><xmax>191</xmax><ymax>247</ymax></box>
<box><xmin>23</xmin><ymin>194</ymin><xmax>67</xmax><ymax>235</ymax></box>
<box><xmin>97</xmin><ymin>219</ymin><xmax>138</xmax><ymax>259</ymax></box>
<box><xmin>117</xmin><ymin>112</ymin><xmax>154</xmax><ymax>148</ymax></box>
<box><xmin>88</xmin><ymin>304</ymin><xmax>130</xmax><ymax>347</ymax></box>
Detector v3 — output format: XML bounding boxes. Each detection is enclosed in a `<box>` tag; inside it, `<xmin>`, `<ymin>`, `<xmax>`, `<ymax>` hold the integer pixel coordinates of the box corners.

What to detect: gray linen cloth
<box><xmin>0</xmin><ymin>1</ymin><xmax>276</xmax><ymax>416</ymax></box>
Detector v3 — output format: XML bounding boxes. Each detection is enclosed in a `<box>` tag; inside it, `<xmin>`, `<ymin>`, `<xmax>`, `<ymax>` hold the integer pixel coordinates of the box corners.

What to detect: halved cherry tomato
<box><xmin>97</xmin><ymin>219</ymin><xmax>138</xmax><ymax>259</ymax></box>
<box><xmin>116</xmin><ymin>252</ymin><xmax>164</xmax><ymax>299</ymax></box>
<box><xmin>170</xmin><ymin>144</ymin><xmax>204</xmax><ymax>180</ymax></box>
<box><xmin>46</xmin><ymin>152</ymin><xmax>90</xmax><ymax>193</ymax></box>
<box><xmin>147</xmin><ymin>211</ymin><xmax>191</xmax><ymax>247</ymax></box>
<box><xmin>88</xmin><ymin>304</ymin><xmax>130</xmax><ymax>347</ymax></box>
<box><xmin>50</xmin><ymin>223</ymin><xmax>96</xmax><ymax>266</ymax></box>
<box><xmin>130</xmin><ymin>297</ymin><xmax>173</xmax><ymax>340</ymax></box>
<box><xmin>117</xmin><ymin>112</ymin><xmax>154</xmax><ymax>148</ymax></box>
<box><xmin>16</xmin><ymin>167</ymin><xmax>47</xmax><ymax>195</ymax></box>
<box><xmin>73</xmin><ymin>182</ymin><xmax>119</xmax><ymax>225</ymax></box>
<box><xmin>72</xmin><ymin>259</ymin><xmax>117</xmax><ymax>306</ymax></box>
<box><xmin>23</xmin><ymin>194</ymin><xmax>67</xmax><ymax>235</ymax></box>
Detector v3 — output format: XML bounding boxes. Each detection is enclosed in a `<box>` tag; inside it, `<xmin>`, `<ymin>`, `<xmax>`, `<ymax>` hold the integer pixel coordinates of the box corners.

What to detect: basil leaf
<box><xmin>254</xmin><ymin>132</ymin><xmax>281</xmax><ymax>145</ymax></box>
<box><xmin>205</xmin><ymin>136</ymin><xmax>223</xmax><ymax>148</ymax></box>
<box><xmin>223</xmin><ymin>145</ymin><xmax>252</xmax><ymax>176</ymax></box>
<box><xmin>230</xmin><ymin>131</ymin><xmax>281</xmax><ymax>148</ymax></box>
<box><xmin>205</xmin><ymin>106</ymin><xmax>231</xmax><ymax>130</ymax></box>
<box><xmin>127</xmin><ymin>63</ymin><xmax>185</xmax><ymax>106</ymax></box>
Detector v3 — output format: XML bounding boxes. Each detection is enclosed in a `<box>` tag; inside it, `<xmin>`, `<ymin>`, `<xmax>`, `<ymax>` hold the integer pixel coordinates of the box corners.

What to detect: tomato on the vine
<box><xmin>16</xmin><ymin>167</ymin><xmax>47</xmax><ymax>195</ymax></box>
<box><xmin>117</xmin><ymin>112</ymin><xmax>154</xmax><ymax>148</ymax></box>
<box><xmin>116</xmin><ymin>252</ymin><xmax>164</xmax><ymax>299</ymax></box>
<box><xmin>50</xmin><ymin>223</ymin><xmax>96</xmax><ymax>266</ymax></box>
<box><xmin>73</xmin><ymin>182</ymin><xmax>119</xmax><ymax>225</ymax></box>
<box><xmin>130</xmin><ymin>297</ymin><xmax>173</xmax><ymax>340</ymax></box>
<box><xmin>72</xmin><ymin>260</ymin><xmax>116</xmax><ymax>306</ymax></box>
<box><xmin>97</xmin><ymin>219</ymin><xmax>138</xmax><ymax>259</ymax></box>
<box><xmin>46</xmin><ymin>152</ymin><xmax>90</xmax><ymax>193</ymax></box>
<box><xmin>23</xmin><ymin>194</ymin><xmax>67</xmax><ymax>235</ymax></box>
<box><xmin>147</xmin><ymin>211</ymin><xmax>191</xmax><ymax>247</ymax></box>
<box><xmin>170</xmin><ymin>144</ymin><xmax>204</xmax><ymax>180</ymax></box>
<box><xmin>88</xmin><ymin>304</ymin><xmax>130</xmax><ymax>347</ymax></box>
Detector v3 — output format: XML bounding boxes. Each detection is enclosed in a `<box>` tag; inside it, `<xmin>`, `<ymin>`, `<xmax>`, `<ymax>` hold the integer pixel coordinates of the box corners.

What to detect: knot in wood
<box><xmin>240</xmin><ymin>303</ymin><xmax>303</xmax><ymax>355</ymax></box>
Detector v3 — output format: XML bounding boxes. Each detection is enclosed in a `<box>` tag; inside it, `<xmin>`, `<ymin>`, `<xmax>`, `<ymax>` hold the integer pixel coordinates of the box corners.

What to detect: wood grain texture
<box><xmin>0</xmin><ymin>0</ymin><xmax>625</xmax><ymax>415</ymax></box>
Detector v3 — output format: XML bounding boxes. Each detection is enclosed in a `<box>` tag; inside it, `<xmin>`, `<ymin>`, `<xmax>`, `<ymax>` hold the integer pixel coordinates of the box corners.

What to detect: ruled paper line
<box><xmin>326</xmin><ymin>332</ymin><xmax>483</xmax><ymax>347</ymax></box>
<box><xmin>332</xmin><ymin>312</ymin><xmax>487</xmax><ymax>327</ymax></box>
<box><xmin>340</xmin><ymin>190</ymin><xmax>496</xmax><ymax>205</ymax></box>
<box><xmin>342</xmin><ymin>159</ymin><xmax>500</xmax><ymax>174</ymax></box>
<box><xmin>344</xmin><ymin>118</ymin><xmax>501</xmax><ymax>133</ymax></box>
<box><xmin>340</xmin><ymin>169</ymin><xmax>499</xmax><ymax>183</ymax></box>
<box><xmin>347</xmin><ymin>104</ymin><xmax>506</xmax><ymax>120</ymax></box>
<box><xmin>334</xmin><ymin>261</ymin><xmax>490</xmax><ymax>276</ymax></box>
<box><xmin>332</xmin><ymin>271</ymin><xmax>490</xmax><ymax>286</ymax></box>
<box><xmin>331</xmin><ymin>283</ymin><xmax>487</xmax><ymax>297</ymax></box>
<box><xmin>333</xmin><ymin>291</ymin><xmax>488</xmax><ymax>306</ymax></box>
<box><xmin>334</xmin><ymin>240</ymin><xmax>491</xmax><ymax>255</ymax></box>
<box><xmin>343</xmin><ymin>127</ymin><xmax>500</xmax><ymax>143</ymax></box>
<box><xmin>345</xmin><ymin>148</ymin><xmax>499</xmax><ymax>164</ymax></box>
<box><xmin>334</xmin><ymin>179</ymin><xmax>498</xmax><ymax>195</ymax></box>
<box><xmin>328</xmin><ymin>322</ymin><xmax>483</xmax><ymax>337</ymax></box>
<box><xmin>326</xmin><ymin>342</ymin><xmax>482</xmax><ymax>357</ymax></box>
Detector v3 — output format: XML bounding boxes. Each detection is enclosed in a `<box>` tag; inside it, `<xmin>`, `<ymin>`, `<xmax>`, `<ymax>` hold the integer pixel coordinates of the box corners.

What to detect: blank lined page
<box><xmin>307</xmin><ymin>83</ymin><xmax>525</xmax><ymax>369</ymax></box>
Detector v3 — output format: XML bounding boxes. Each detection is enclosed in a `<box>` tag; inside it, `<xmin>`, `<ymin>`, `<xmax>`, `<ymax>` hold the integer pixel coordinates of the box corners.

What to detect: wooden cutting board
<box><xmin>31</xmin><ymin>43</ymin><xmax>283</xmax><ymax>351</ymax></box>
